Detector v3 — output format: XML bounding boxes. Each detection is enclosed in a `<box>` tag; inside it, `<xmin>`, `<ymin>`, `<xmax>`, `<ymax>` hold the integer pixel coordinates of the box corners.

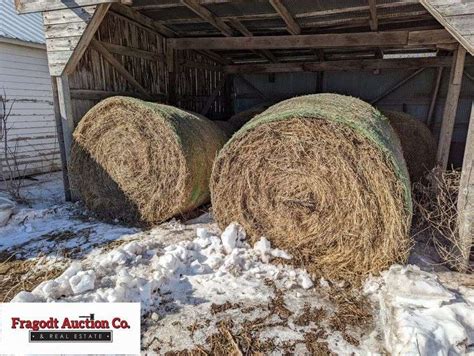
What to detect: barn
<box><xmin>13</xmin><ymin>0</ymin><xmax>473</xmax><ymax>269</ymax></box>
<box><xmin>0</xmin><ymin>0</ymin><xmax>60</xmax><ymax>177</ymax></box>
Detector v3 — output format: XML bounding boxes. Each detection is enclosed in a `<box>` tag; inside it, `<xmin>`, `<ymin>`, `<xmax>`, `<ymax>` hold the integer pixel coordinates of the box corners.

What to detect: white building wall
<box><xmin>0</xmin><ymin>41</ymin><xmax>60</xmax><ymax>177</ymax></box>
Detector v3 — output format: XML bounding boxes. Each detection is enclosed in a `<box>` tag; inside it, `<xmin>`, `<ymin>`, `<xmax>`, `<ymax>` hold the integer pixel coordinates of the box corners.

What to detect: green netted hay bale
<box><xmin>211</xmin><ymin>94</ymin><xmax>412</xmax><ymax>280</ymax></box>
<box><xmin>383</xmin><ymin>110</ymin><xmax>437</xmax><ymax>182</ymax></box>
<box><xmin>70</xmin><ymin>96</ymin><xmax>228</xmax><ymax>226</ymax></box>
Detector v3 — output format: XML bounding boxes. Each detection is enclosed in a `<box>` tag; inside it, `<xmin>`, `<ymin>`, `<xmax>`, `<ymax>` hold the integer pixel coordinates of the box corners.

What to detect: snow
<box><xmin>2</xmin><ymin>172</ymin><xmax>474</xmax><ymax>354</ymax></box>
<box><xmin>365</xmin><ymin>265</ymin><xmax>474</xmax><ymax>355</ymax></box>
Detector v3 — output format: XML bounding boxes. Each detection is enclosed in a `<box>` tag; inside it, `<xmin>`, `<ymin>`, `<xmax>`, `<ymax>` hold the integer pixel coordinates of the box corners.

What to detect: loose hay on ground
<box><xmin>70</xmin><ymin>97</ymin><xmax>228</xmax><ymax>226</ymax></box>
<box><xmin>211</xmin><ymin>94</ymin><xmax>412</xmax><ymax>280</ymax></box>
<box><xmin>383</xmin><ymin>110</ymin><xmax>437</xmax><ymax>182</ymax></box>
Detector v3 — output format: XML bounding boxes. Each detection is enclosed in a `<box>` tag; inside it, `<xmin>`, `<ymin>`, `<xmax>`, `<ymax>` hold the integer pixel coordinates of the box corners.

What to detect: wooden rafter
<box><xmin>64</xmin><ymin>3</ymin><xmax>110</xmax><ymax>74</ymax></box>
<box><xmin>269</xmin><ymin>0</ymin><xmax>301</xmax><ymax>35</ymax></box>
<box><xmin>181</xmin><ymin>0</ymin><xmax>233</xmax><ymax>36</ymax></box>
<box><xmin>368</xmin><ymin>0</ymin><xmax>378</xmax><ymax>31</ymax></box>
<box><xmin>169</xmin><ymin>29</ymin><xmax>455</xmax><ymax>50</ymax></box>
<box><xmin>110</xmin><ymin>4</ymin><xmax>177</xmax><ymax>37</ymax></box>
<box><xmin>227</xmin><ymin>18</ymin><xmax>278</xmax><ymax>63</ymax></box>
<box><xmin>147</xmin><ymin>1</ymin><xmax>423</xmax><ymax>27</ymax></box>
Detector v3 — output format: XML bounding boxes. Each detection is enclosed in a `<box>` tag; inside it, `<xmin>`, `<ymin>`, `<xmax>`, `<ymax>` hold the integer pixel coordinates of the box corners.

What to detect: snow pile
<box><xmin>12</xmin><ymin>222</ymin><xmax>313</xmax><ymax>315</ymax></box>
<box><xmin>365</xmin><ymin>265</ymin><xmax>474</xmax><ymax>355</ymax></box>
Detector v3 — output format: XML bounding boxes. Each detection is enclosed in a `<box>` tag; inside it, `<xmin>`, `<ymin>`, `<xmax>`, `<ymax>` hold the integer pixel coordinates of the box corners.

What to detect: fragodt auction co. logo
<box><xmin>11</xmin><ymin>313</ymin><xmax>132</xmax><ymax>343</ymax></box>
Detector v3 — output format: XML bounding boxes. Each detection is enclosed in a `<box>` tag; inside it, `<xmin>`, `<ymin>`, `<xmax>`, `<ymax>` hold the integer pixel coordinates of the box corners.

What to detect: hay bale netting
<box><xmin>383</xmin><ymin>110</ymin><xmax>437</xmax><ymax>182</ymax></box>
<box><xmin>70</xmin><ymin>96</ymin><xmax>228</xmax><ymax>226</ymax></box>
<box><xmin>211</xmin><ymin>94</ymin><xmax>413</xmax><ymax>280</ymax></box>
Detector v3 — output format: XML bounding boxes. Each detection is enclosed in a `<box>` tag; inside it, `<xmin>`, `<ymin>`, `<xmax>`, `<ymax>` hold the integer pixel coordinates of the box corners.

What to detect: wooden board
<box><xmin>168</xmin><ymin>29</ymin><xmax>455</xmax><ymax>50</ymax></box>
<box><xmin>457</xmin><ymin>101</ymin><xmax>474</xmax><ymax>272</ymax></box>
<box><xmin>421</xmin><ymin>0</ymin><xmax>474</xmax><ymax>56</ymax></box>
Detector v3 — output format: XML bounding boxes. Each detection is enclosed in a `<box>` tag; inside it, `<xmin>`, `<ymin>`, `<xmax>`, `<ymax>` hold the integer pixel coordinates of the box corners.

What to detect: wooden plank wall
<box><xmin>175</xmin><ymin>50</ymin><xmax>228</xmax><ymax>118</ymax></box>
<box><xmin>67</xmin><ymin>11</ymin><xmax>227</xmax><ymax>125</ymax></box>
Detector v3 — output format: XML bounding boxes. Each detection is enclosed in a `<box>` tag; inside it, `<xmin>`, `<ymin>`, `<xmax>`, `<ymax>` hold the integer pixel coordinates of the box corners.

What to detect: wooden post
<box><xmin>437</xmin><ymin>45</ymin><xmax>466</xmax><ymax>169</ymax></box>
<box><xmin>53</xmin><ymin>76</ymin><xmax>74</xmax><ymax>201</ymax></box>
<box><xmin>457</xmin><ymin>102</ymin><xmax>474</xmax><ymax>272</ymax></box>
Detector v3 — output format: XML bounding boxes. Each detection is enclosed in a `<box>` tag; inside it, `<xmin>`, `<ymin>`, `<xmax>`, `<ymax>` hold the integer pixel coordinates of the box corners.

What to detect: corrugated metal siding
<box><xmin>0</xmin><ymin>0</ymin><xmax>44</xmax><ymax>44</ymax></box>
<box><xmin>0</xmin><ymin>42</ymin><xmax>60</xmax><ymax>177</ymax></box>
<box><xmin>234</xmin><ymin>67</ymin><xmax>474</xmax><ymax>168</ymax></box>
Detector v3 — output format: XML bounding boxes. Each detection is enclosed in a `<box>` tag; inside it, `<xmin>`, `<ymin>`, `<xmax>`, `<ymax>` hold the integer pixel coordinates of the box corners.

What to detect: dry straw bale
<box><xmin>70</xmin><ymin>96</ymin><xmax>228</xmax><ymax>226</ymax></box>
<box><xmin>211</xmin><ymin>94</ymin><xmax>412</xmax><ymax>280</ymax></box>
<box><xmin>383</xmin><ymin>110</ymin><xmax>437</xmax><ymax>182</ymax></box>
<box><xmin>227</xmin><ymin>103</ymin><xmax>272</xmax><ymax>131</ymax></box>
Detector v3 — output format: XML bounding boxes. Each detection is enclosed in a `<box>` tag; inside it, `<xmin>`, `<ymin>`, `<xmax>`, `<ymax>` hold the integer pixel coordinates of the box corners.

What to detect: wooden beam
<box><xmin>269</xmin><ymin>0</ymin><xmax>301</xmax><ymax>35</ymax></box>
<box><xmin>110</xmin><ymin>3</ymin><xmax>177</xmax><ymax>37</ymax></box>
<box><xmin>181</xmin><ymin>0</ymin><xmax>234</xmax><ymax>36</ymax></box>
<box><xmin>427</xmin><ymin>66</ymin><xmax>444</xmax><ymax>128</ymax></box>
<box><xmin>201</xmin><ymin>75</ymin><xmax>228</xmax><ymax>116</ymax></box>
<box><xmin>368</xmin><ymin>0</ymin><xmax>378</xmax><ymax>31</ymax></box>
<box><xmin>224</xmin><ymin>56</ymin><xmax>474</xmax><ymax>74</ymax></box>
<box><xmin>227</xmin><ymin>18</ymin><xmax>277</xmax><ymax>63</ymax></box>
<box><xmin>99</xmin><ymin>41</ymin><xmax>165</xmax><ymax>62</ymax></box>
<box><xmin>90</xmin><ymin>39</ymin><xmax>152</xmax><ymax>100</ymax></box>
<box><xmin>15</xmin><ymin>0</ymin><xmax>118</xmax><ymax>14</ymax></box>
<box><xmin>168</xmin><ymin>29</ymin><xmax>455</xmax><ymax>50</ymax></box>
<box><xmin>457</xmin><ymin>102</ymin><xmax>474</xmax><ymax>272</ymax></box>
<box><xmin>437</xmin><ymin>45</ymin><xmax>467</xmax><ymax>169</ymax></box>
<box><xmin>371</xmin><ymin>68</ymin><xmax>426</xmax><ymax>104</ymax></box>
<box><xmin>64</xmin><ymin>3</ymin><xmax>110</xmax><ymax>75</ymax></box>
<box><xmin>51</xmin><ymin>77</ymin><xmax>71</xmax><ymax>201</ymax></box>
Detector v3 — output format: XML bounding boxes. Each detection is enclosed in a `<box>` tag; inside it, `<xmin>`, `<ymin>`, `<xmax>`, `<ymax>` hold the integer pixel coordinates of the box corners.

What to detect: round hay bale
<box><xmin>214</xmin><ymin>120</ymin><xmax>236</xmax><ymax>137</ymax></box>
<box><xmin>70</xmin><ymin>96</ymin><xmax>228</xmax><ymax>226</ymax></box>
<box><xmin>211</xmin><ymin>94</ymin><xmax>412</xmax><ymax>280</ymax></box>
<box><xmin>383</xmin><ymin>110</ymin><xmax>437</xmax><ymax>182</ymax></box>
<box><xmin>228</xmin><ymin>103</ymin><xmax>272</xmax><ymax>131</ymax></box>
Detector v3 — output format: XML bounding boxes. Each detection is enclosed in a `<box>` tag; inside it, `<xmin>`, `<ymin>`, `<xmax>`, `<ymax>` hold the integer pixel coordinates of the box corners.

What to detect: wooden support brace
<box><xmin>90</xmin><ymin>39</ymin><xmax>152</xmax><ymax>100</ymax></box>
<box><xmin>456</xmin><ymin>102</ymin><xmax>474</xmax><ymax>272</ymax></box>
<box><xmin>181</xmin><ymin>0</ymin><xmax>234</xmax><ymax>36</ymax></box>
<box><xmin>437</xmin><ymin>45</ymin><xmax>467</xmax><ymax>169</ymax></box>
<box><xmin>64</xmin><ymin>3</ymin><xmax>110</xmax><ymax>75</ymax></box>
<box><xmin>370</xmin><ymin>68</ymin><xmax>426</xmax><ymax>104</ymax></box>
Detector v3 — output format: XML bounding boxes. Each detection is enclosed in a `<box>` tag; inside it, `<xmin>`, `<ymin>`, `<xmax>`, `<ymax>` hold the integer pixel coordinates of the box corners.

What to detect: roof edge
<box><xmin>0</xmin><ymin>36</ymin><xmax>46</xmax><ymax>49</ymax></box>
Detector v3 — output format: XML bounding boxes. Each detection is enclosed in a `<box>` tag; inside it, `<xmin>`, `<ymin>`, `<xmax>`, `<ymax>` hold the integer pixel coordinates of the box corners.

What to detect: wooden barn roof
<box><xmin>420</xmin><ymin>0</ymin><xmax>474</xmax><ymax>56</ymax></box>
<box><xmin>14</xmin><ymin>0</ymin><xmax>474</xmax><ymax>75</ymax></box>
